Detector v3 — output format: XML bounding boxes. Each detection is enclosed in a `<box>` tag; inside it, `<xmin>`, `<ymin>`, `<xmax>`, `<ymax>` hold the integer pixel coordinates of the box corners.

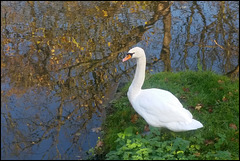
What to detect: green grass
<box><xmin>90</xmin><ymin>71</ymin><xmax>239</xmax><ymax>160</ymax></box>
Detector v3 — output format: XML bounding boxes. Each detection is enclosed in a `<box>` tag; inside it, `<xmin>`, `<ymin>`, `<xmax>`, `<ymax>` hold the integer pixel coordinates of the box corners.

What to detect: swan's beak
<box><xmin>122</xmin><ymin>54</ymin><xmax>132</xmax><ymax>62</ymax></box>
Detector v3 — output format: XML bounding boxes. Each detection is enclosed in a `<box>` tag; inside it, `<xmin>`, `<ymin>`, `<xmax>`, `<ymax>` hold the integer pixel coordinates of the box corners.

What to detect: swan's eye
<box><xmin>127</xmin><ymin>52</ymin><xmax>134</xmax><ymax>57</ymax></box>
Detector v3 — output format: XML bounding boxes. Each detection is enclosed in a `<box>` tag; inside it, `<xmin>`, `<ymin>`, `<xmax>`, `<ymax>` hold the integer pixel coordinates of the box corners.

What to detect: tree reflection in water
<box><xmin>1</xmin><ymin>1</ymin><xmax>239</xmax><ymax>159</ymax></box>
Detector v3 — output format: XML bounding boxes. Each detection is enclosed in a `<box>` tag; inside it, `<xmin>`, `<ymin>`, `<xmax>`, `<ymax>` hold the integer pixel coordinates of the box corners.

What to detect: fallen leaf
<box><xmin>183</xmin><ymin>87</ymin><xmax>190</xmax><ymax>92</ymax></box>
<box><xmin>193</xmin><ymin>152</ymin><xmax>201</xmax><ymax>157</ymax></box>
<box><xmin>195</xmin><ymin>104</ymin><xmax>203</xmax><ymax>111</ymax></box>
<box><xmin>131</xmin><ymin>114</ymin><xmax>138</xmax><ymax>123</ymax></box>
<box><xmin>229</xmin><ymin>123</ymin><xmax>237</xmax><ymax>130</ymax></box>
<box><xmin>222</xmin><ymin>96</ymin><xmax>228</xmax><ymax>102</ymax></box>
<box><xmin>204</xmin><ymin>139</ymin><xmax>214</xmax><ymax>145</ymax></box>
<box><xmin>180</xmin><ymin>95</ymin><xmax>186</xmax><ymax>99</ymax></box>
<box><xmin>218</xmin><ymin>80</ymin><xmax>224</xmax><ymax>84</ymax></box>
<box><xmin>208</xmin><ymin>108</ymin><xmax>213</xmax><ymax>113</ymax></box>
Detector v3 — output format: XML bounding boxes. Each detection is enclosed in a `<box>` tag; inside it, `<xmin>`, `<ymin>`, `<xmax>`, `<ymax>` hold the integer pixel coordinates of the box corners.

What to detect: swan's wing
<box><xmin>133</xmin><ymin>89</ymin><xmax>192</xmax><ymax>126</ymax></box>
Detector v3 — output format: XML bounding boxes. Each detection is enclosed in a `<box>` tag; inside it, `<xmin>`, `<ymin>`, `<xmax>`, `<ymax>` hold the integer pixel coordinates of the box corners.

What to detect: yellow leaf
<box><xmin>72</xmin><ymin>37</ymin><xmax>79</xmax><ymax>47</ymax></box>
<box><xmin>145</xmin><ymin>21</ymin><xmax>147</xmax><ymax>25</ymax></box>
<box><xmin>51</xmin><ymin>49</ymin><xmax>55</xmax><ymax>53</ymax></box>
<box><xmin>95</xmin><ymin>6</ymin><xmax>100</xmax><ymax>11</ymax></box>
<box><xmin>102</xmin><ymin>10</ymin><xmax>108</xmax><ymax>17</ymax></box>
<box><xmin>81</xmin><ymin>47</ymin><xmax>84</xmax><ymax>51</ymax></box>
<box><xmin>108</xmin><ymin>42</ymin><xmax>111</xmax><ymax>47</ymax></box>
<box><xmin>195</xmin><ymin>104</ymin><xmax>202</xmax><ymax>111</ymax></box>
<box><xmin>130</xmin><ymin>8</ymin><xmax>135</xmax><ymax>13</ymax></box>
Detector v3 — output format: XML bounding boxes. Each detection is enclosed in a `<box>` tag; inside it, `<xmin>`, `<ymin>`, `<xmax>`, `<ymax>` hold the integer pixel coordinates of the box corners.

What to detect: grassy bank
<box><xmin>91</xmin><ymin>71</ymin><xmax>239</xmax><ymax>160</ymax></box>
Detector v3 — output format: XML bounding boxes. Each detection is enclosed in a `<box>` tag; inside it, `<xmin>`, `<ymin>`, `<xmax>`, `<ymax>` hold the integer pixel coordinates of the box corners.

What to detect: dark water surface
<box><xmin>1</xmin><ymin>1</ymin><xmax>239</xmax><ymax>159</ymax></box>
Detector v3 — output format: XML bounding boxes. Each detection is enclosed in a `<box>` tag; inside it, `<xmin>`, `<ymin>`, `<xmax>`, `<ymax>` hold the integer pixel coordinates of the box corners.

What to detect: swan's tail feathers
<box><xmin>166</xmin><ymin>119</ymin><xmax>203</xmax><ymax>132</ymax></box>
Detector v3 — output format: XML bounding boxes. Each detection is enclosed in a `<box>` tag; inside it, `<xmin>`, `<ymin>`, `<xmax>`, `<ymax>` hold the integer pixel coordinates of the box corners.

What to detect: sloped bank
<box><xmin>89</xmin><ymin>71</ymin><xmax>239</xmax><ymax>160</ymax></box>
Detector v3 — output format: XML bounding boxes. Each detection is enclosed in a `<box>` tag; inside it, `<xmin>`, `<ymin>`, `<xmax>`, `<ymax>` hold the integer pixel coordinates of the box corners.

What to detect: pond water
<box><xmin>1</xmin><ymin>1</ymin><xmax>239</xmax><ymax>160</ymax></box>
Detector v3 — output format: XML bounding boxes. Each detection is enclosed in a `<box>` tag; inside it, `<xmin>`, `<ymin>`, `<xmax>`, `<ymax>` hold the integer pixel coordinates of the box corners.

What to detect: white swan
<box><xmin>122</xmin><ymin>47</ymin><xmax>203</xmax><ymax>132</ymax></box>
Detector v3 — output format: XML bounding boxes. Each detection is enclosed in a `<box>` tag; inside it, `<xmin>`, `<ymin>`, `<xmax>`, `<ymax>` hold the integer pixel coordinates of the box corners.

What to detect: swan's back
<box><xmin>129</xmin><ymin>88</ymin><xmax>203</xmax><ymax>132</ymax></box>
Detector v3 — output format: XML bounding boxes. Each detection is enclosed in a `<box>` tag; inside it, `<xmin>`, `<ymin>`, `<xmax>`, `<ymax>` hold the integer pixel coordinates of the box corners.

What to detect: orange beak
<box><xmin>122</xmin><ymin>54</ymin><xmax>132</xmax><ymax>62</ymax></box>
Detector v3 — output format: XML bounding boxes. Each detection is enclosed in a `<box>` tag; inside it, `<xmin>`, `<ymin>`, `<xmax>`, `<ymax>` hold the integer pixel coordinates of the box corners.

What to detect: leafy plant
<box><xmin>105</xmin><ymin>127</ymin><xmax>202</xmax><ymax>160</ymax></box>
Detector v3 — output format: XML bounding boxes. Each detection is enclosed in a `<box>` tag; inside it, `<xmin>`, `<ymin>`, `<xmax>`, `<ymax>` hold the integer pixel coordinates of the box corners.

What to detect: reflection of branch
<box><xmin>145</xmin><ymin>2</ymin><xmax>173</xmax><ymax>28</ymax></box>
<box><xmin>165</xmin><ymin>1</ymin><xmax>174</xmax><ymax>11</ymax></box>
<box><xmin>213</xmin><ymin>39</ymin><xmax>225</xmax><ymax>50</ymax></box>
<box><xmin>226</xmin><ymin>64</ymin><xmax>239</xmax><ymax>78</ymax></box>
<box><xmin>184</xmin><ymin>42</ymin><xmax>231</xmax><ymax>50</ymax></box>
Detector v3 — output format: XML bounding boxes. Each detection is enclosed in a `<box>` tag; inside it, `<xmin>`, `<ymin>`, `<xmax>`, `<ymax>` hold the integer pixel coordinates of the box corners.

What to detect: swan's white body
<box><xmin>123</xmin><ymin>47</ymin><xmax>203</xmax><ymax>132</ymax></box>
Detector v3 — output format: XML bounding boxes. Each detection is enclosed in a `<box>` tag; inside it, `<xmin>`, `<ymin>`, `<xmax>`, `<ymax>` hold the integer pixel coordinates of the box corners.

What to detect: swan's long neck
<box><xmin>128</xmin><ymin>56</ymin><xmax>146</xmax><ymax>99</ymax></box>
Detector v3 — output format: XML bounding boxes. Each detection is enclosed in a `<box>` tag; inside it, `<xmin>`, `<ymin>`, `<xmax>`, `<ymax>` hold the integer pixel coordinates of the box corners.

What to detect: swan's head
<box><xmin>122</xmin><ymin>47</ymin><xmax>145</xmax><ymax>62</ymax></box>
